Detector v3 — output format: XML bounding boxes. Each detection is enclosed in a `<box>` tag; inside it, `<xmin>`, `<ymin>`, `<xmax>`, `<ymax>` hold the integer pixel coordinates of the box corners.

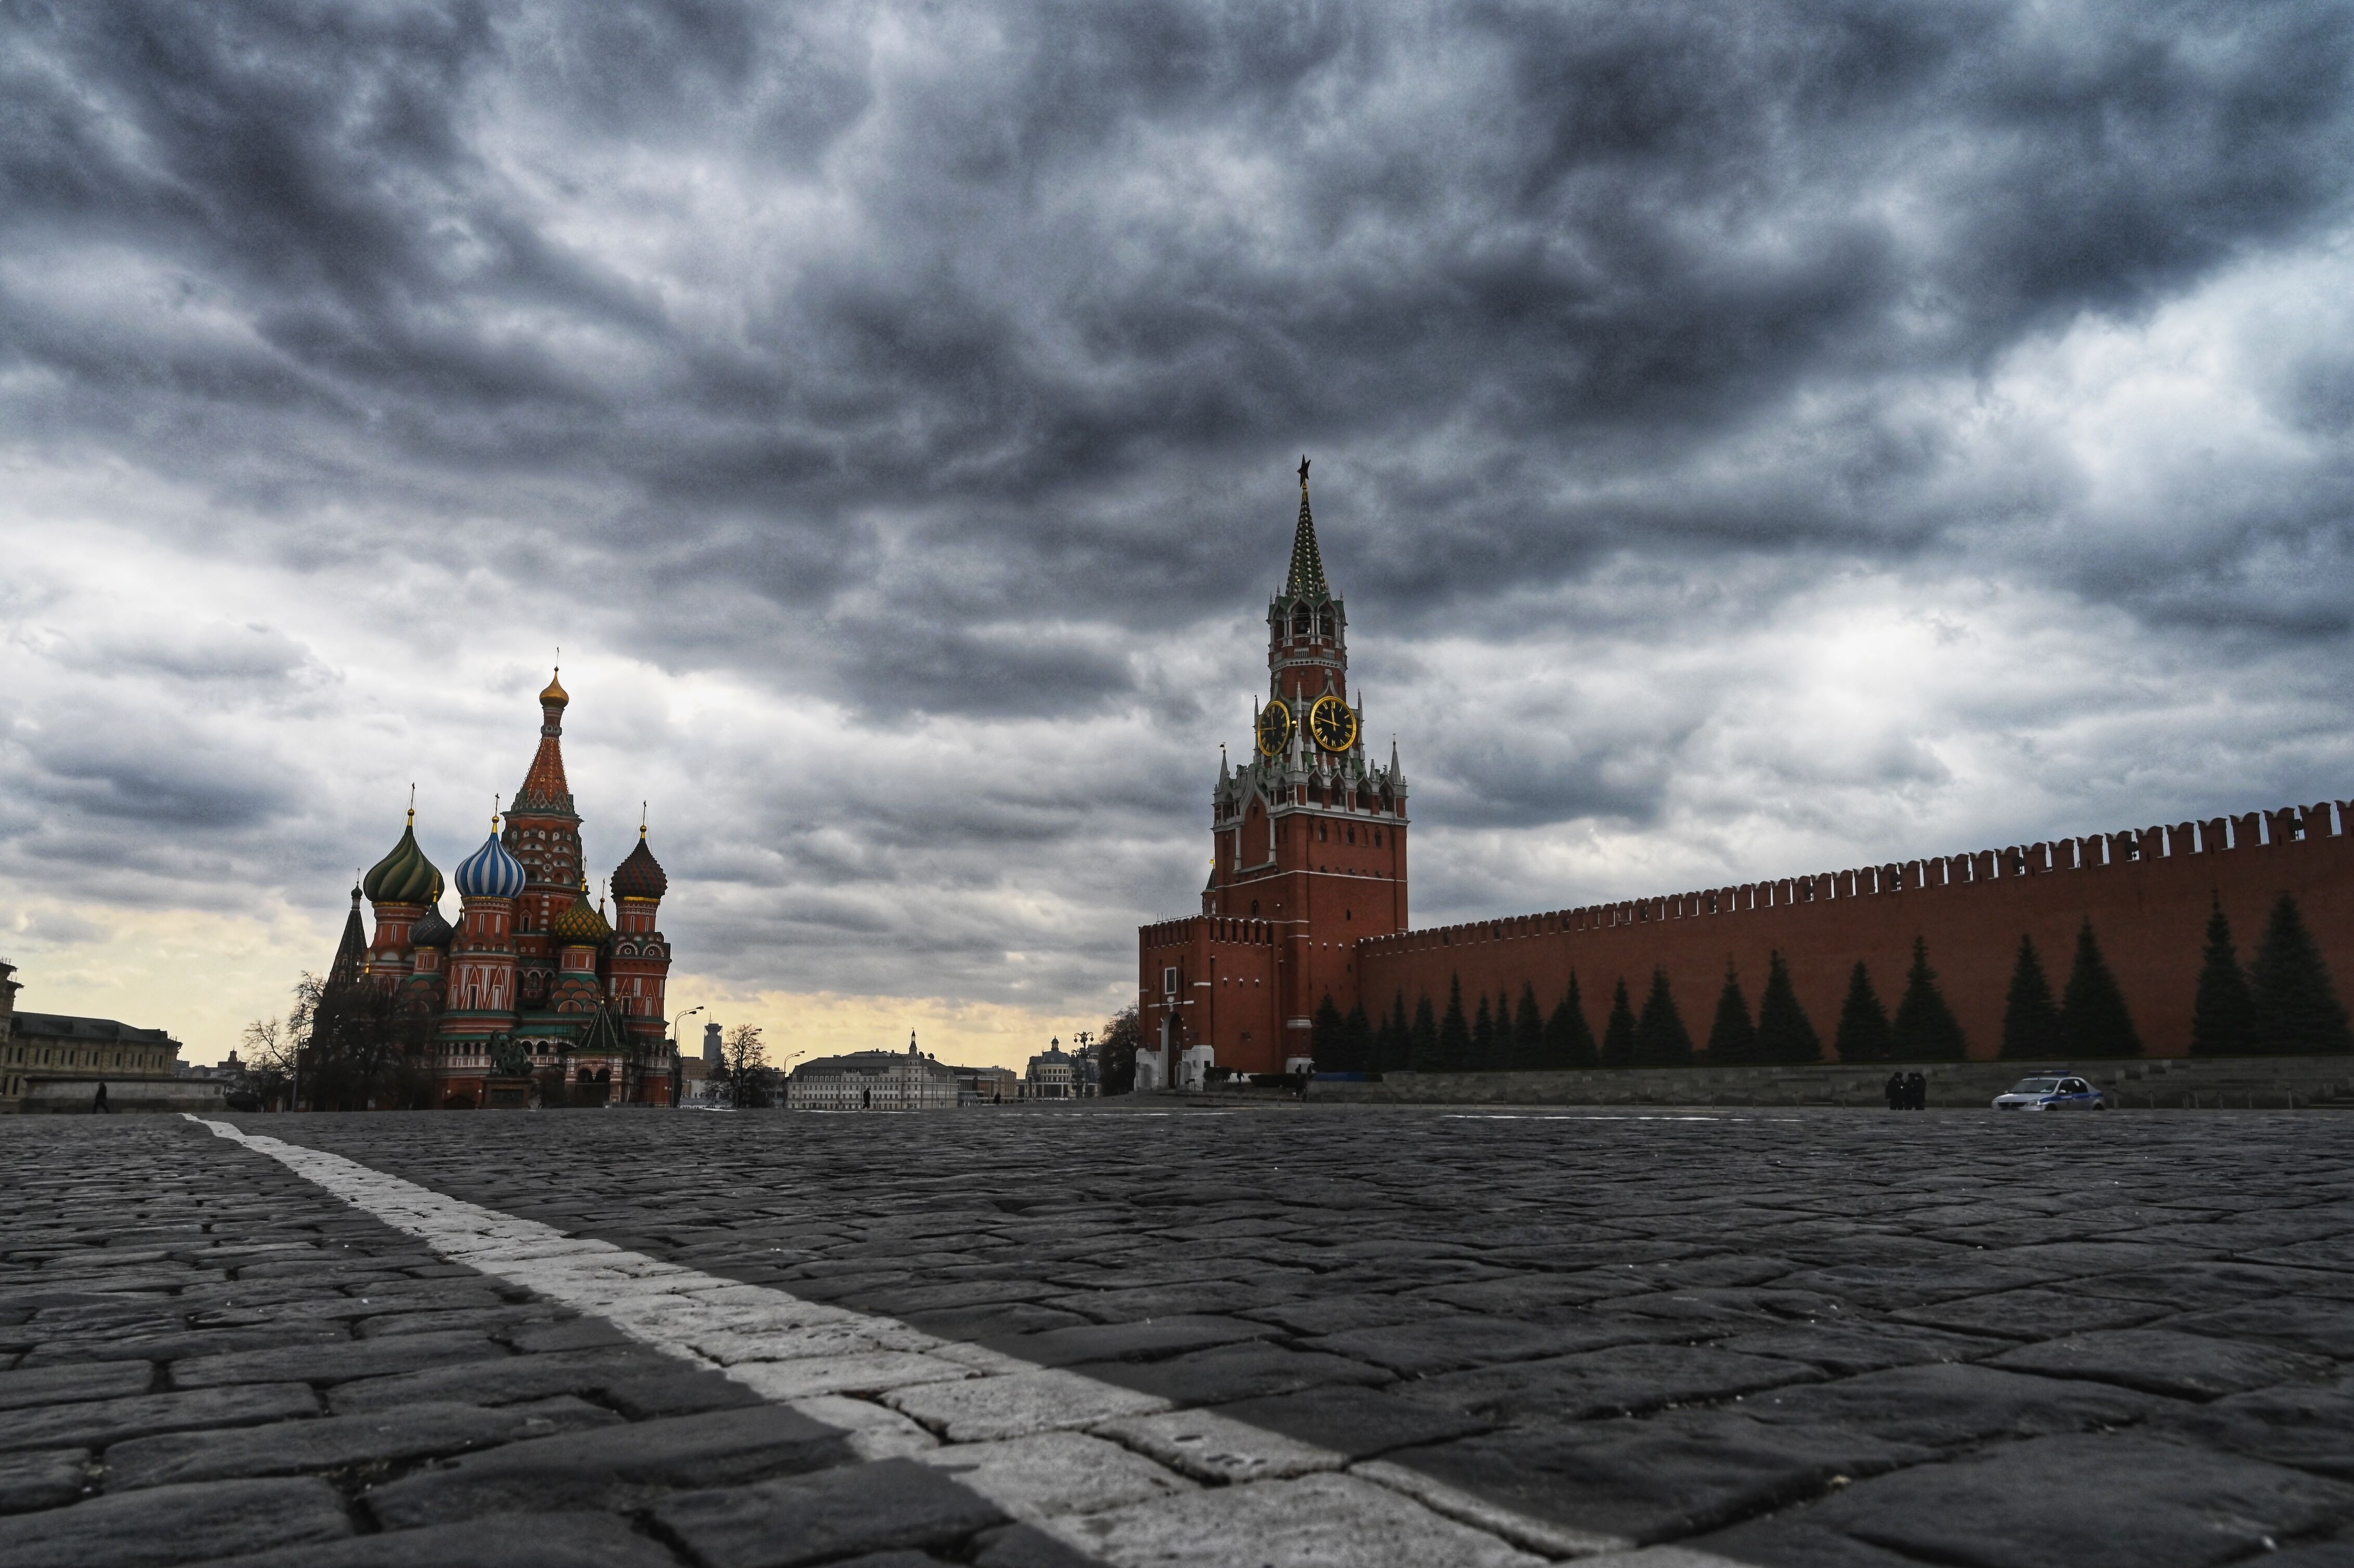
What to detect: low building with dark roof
<box><xmin>1</xmin><ymin>960</ymin><xmax>219</xmax><ymax>1113</ymax></box>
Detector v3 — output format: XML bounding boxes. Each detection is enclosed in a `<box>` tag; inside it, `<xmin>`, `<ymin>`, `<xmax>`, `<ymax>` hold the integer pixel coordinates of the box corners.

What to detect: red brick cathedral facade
<box><xmin>1140</xmin><ymin>460</ymin><xmax>1411</xmax><ymax>1081</ymax></box>
<box><xmin>340</xmin><ymin>673</ymin><xmax>676</xmax><ymax>1107</ymax></box>
<box><xmin>1140</xmin><ymin>465</ymin><xmax>2354</xmax><ymax>1081</ymax></box>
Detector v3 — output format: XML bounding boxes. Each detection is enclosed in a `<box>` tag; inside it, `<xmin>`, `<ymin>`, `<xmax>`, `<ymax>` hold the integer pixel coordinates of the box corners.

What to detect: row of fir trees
<box><xmin>1308</xmin><ymin>891</ymin><xmax>2350</xmax><ymax>1073</ymax></box>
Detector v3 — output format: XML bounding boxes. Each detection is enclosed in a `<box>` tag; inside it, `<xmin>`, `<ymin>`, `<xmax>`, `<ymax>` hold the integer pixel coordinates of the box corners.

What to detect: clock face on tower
<box><xmin>1308</xmin><ymin>694</ymin><xmax>1358</xmax><ymax>753</ymax></box>
<box><xmin>1256</xmin><ymin>700</ymin><xmax>1294</xmax><ymax>757</ymax></box>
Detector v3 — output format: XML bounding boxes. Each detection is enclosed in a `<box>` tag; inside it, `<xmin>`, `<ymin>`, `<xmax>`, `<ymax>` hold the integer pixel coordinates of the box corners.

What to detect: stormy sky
<box><xmin>5</xmin><ymin>1</ymin><xmax>2353</xmax><ymax>1065</ymax></box>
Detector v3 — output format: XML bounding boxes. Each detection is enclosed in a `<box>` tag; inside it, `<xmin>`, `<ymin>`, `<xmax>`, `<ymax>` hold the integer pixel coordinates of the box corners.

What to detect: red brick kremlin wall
<box><xmin>1356</xmin><ymin>801</ymin><xmax>2354</xmax><ymax>1061</ymax></box>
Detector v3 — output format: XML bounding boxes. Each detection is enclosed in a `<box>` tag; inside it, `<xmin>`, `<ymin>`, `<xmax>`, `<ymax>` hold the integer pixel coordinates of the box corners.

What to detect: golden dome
<box><xmin>540</xmin><ymin>667</ymin><xmax>569</xmax><ymax>708</ymax></box>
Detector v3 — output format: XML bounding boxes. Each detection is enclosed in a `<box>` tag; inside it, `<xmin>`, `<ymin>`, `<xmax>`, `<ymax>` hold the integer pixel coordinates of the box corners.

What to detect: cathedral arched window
<box><xmin>1291</xmin><ymin>609</ymin><xmax>1309</xmax><ymax>637</ymax></box>
<box><xmin>1318</xmin><ymin>611</ymin><xmax>1334</xmax><ymax>639</ymax></box>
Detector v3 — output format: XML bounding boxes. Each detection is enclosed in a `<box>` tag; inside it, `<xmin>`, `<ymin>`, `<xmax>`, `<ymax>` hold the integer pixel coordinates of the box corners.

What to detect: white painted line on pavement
<box><xmin>183</xmin><ymin>1114</ymin><xmax>1757</xmax><ymax>1566</ymax></box>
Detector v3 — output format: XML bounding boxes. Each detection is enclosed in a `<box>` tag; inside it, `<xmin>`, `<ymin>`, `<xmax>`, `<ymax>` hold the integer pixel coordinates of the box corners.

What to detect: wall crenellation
<box><xmin>1357</xmin><ymin>798</ymin><xmax>2351</xmax><ymax>959</ymax></box>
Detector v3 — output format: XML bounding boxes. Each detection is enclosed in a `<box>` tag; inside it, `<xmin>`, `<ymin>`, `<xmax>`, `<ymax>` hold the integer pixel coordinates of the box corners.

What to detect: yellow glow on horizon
<box><xmin>0</xmin><ymin>893</ymin><xmax>1117</xmax><ymax>1076</ymax></box>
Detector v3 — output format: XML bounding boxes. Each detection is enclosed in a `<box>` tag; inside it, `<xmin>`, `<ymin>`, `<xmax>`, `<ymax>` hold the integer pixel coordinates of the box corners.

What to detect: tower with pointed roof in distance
<box><xmin>1139</xmin><ymin>459</ymin><xmax>1410</xmax><ymax>1081</ymax></box>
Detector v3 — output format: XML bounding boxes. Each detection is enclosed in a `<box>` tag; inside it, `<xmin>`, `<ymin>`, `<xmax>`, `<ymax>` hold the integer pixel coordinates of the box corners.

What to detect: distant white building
<box><xmin>1023</xmin><ymin>1039</ymin><xmax>1096</xmax><ymax>1099</ymax></box>
<box><xmin>787</xmin><ymin>1033</ymin><xmax>960</xmax><ymax>1111</ymax></box>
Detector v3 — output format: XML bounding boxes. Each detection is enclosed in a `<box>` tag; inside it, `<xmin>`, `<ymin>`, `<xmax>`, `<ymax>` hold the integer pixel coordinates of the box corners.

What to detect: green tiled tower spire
<box><xmin>1285</xmin><ymin>455</ymin><xmax>1330</xmax><ymax>604</ymax></box>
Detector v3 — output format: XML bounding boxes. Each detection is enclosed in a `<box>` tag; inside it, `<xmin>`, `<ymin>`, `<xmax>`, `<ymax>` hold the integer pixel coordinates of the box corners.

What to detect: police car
<box><xmin>1991</xmin><ymin>1075</ymin><xmax>2108</xmax><ymax>1110</ymax></box>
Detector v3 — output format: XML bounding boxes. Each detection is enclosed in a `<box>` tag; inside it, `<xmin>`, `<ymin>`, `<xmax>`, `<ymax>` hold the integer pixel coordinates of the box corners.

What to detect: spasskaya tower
<box><xmin>1139</xmin><ymin>459</ymin><xmax>1410</xmax><ymax>1084</ymax></box>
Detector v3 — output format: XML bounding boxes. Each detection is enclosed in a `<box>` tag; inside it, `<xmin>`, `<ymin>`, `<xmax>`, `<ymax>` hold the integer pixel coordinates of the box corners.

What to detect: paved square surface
<box><xmin>4</xmin><ymin>1104</ymin><xmax>2353</xmax><ymax>1566</ymax></box>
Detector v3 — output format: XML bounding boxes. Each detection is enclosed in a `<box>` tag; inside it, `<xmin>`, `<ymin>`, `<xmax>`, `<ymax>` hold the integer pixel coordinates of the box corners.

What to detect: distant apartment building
<box><xmin>786</xmin><ymin>1034</ymin><xmax>961</xmax><ymax>1110</ymax></box>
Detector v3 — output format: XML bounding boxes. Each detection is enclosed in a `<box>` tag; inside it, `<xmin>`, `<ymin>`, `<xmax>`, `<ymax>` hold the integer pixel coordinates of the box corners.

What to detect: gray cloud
<box><xmin>4</xmin><ymin>0</ymin><xmax>2354</xmax><ymax>1029</ymax></box>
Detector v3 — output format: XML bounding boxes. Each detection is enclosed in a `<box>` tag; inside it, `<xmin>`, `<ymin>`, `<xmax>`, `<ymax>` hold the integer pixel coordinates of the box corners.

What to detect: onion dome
<box><xmin>362</xmin><ymin>813</ymin><xmax>441</xmax><ymax>905</ymax></box>
<box><xmin>454</xmin><ymin>820</ymin><xmax>527</xmax><ymax>900</ymax></box>
<box><xmin>551</xmin><ymin>884</ymin><xmax>613</xmax><ymax>945</ymax></box>
<box><xmin>540</xmin><ymin>668</ymin><xmax>569</xmax><ymax>708</ymax></box>
<box><xmin>611</xmin><ymin>828</ymin><xmax>668</xmax><ymax>901</ymax></box>
<box><xmin>409</xmin><ymin>904</ymin><xmax>453</xmax><ymax>948</ymax></box>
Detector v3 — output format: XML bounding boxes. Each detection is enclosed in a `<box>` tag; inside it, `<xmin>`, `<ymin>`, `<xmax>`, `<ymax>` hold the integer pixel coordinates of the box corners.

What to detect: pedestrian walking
<box><xmin>1905</xmin><ymin>1070</ymin><xmax>1927</xmax><ymax>1110</ymax></box>
<box><xmin>93</xmin><ymin>1082</ymin><xmax>110</xmax><ymax>1114</ymax></box>
<box><xmin>1884</xmin><ymin>1072</ymin><xmax>1904</xmax><ymax>1111</ymax></box>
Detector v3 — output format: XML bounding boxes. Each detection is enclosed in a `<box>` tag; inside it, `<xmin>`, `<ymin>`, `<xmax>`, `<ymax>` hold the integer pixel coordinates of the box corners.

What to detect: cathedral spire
<box><xmin>1285</xmin><ymin>455</ymin><xmax>1330</xmax><ymax>604</ymax></box>
<box><xmin>514</xmin><ymin>669</ymin><xmax>575</xmax><ymax>815</ymax></box>
<box><xmin>328</xmin><ymin>882</ymin><xmax>368</xmax><ymax>989</ymax></box>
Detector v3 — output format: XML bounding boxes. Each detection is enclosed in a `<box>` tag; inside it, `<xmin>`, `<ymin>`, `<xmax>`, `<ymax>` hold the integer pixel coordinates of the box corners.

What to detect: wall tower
<box><xmin>1141</xmin><ymin>459</ymin><xmax>1410</xmax><ymax>1078</ymax></box>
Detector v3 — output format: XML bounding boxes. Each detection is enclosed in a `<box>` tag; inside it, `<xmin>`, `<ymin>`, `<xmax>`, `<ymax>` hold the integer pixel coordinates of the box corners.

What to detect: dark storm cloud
<box><xmin>6</xmin><ymin>0</ymin><xmax>2354</xmax><ymax>1015</ymax></box>
<box><xmin>9</xmin><ymin>1</ymin><xmax>2352</xmax><ymax>672</ymax></box>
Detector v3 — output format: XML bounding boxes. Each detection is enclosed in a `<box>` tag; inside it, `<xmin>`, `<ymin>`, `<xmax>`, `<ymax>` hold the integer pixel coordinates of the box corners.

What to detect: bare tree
<box><xmin>720</xmin><ymin>1023</ymin><xmax>770</xmax><ymax>1108</ymax></box>
<box><xmin>239</xmin><ymin>1016</ymin><xmax>296</xmax><ymax>1109</ymax></box>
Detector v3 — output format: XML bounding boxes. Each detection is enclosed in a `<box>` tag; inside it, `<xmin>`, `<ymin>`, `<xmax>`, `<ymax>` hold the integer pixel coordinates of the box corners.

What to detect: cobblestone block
<box><xmin>1713</xmin><ymin>1320</ymin><xmax>2003</xmax><ymax>1375</ymax></box>
<box><xmin>1891</xmin><ymin>1287</ymin><xmax>2170</xmax><ymax>1339</ymax></box>
<box><xmin>1303</xmin><ymin>1314</ymin><xmax>1664</xmax><ymax>1376</ymax></box>
<box><xmin>324</xmin><ymin>1345</ymin><xmax>695</xmax><ymax>1413</ymax></box>
<box><xmin>1735</xmin><ymin>1362</ymin><xmax>2164</xmax><ymax>1447</ymax></box>
<box><xmin>1989</xmin><ymin>1327</ymin><xmax>2335</xmax><ymax>1399</ymax></box>
<box><xmin>171</xmin><ymin>1329</ymin><xmax>511</xmax><ymax>1389</ymax></box>
<box><xmin>0</xmin><ymin>1447</ymin><xmax>88</xmax><ymax>1513</ymax></box>
<box><xmin>203</xmin><ymin>1510</ymin><xmax>685</xmax><ymax>1567</ymax></box>
<box><xmin>364</xmin><ymin>1403</ymin><xmax>855</xmax><ymax>1528</ymax></box>
<box><xmin>103</xmin><ymin>1398</ymin><xmax>603</xmax><ymax>1489</ymax></box>
<box><xmin>2152</xmin><ymin>1386</ymin><xmax>2354</xmax><ymax>1480</ymax></box>
<box><xmin>1799</xmin><ymin>1432</ymin><xmax>2354</xmax><ymax>1568</ymax></box>
<box><xmin>972</xmin><ymin>1523</ymin><xmax>1110</xmax><ymax>1568</ymax></box>
<box><xmin>2162</xmin><ymin>1298</ymin><xmax>2354</xmax><ymax>1360</ymax></box>
<box><xmin>0</xmin><ymin>1360</ymin><xmax>153</xmax><ymax>1410</ymax></box>
<box><xmin>1381</xmin><ymin>1411</ymin><xmax>1928</xmax><ymax>1544</ymax></box>
<box><xmin>1079</xmin><ymin>1341</ymin><xmax>1391</xmax><ymax>1405</ymax></box>
<box><xmin>653</xmin><ymin>1456</ymin><xmax>1007</xmax><ymax>1567</ymax></box>
<box><xmin>1215</xmin><ymin>1383</ymin><xmax>1493</xmax><ymax>1460</ymax></box>
<box><xmin>916</xmin><ymin>1430</ymin><xmax>1195</xmax><ymax>1520</ymax></box>
<box><xmin>1047</xmin><ymin>1471</ymin><xmax>1545</xmax><ymax>1568</ymax></box>
<box><xmin>0</xmin><ymin>1382</ymin><xmax>320</xmax><ymax>1453</ymax></box>
<box><xmin>980</xmin><ymin>1315</ymin><xmax>1266</xmax><ymax>1368</ymax></box>
<box><xmin>0</xmin><ymin>1475</ymin><xmax>350</xmax><ymax>1568</ymax></box>
<box><xmin>1407</xmin><ymin>1342</ymin><xmax>1821</xmax><ymax>1420</ymax></box>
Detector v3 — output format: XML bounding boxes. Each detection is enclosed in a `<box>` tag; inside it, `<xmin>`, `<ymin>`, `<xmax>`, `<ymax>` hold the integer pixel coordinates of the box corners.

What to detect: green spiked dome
<box><xmin>363</xmin><ymin>814</ymin><xmax>442</xmax><ymax>906</ymax></box>
<box><xmin>551</xmin><ymin>883</ymin><xmax>613</xmax><ymax>946</ymax></box>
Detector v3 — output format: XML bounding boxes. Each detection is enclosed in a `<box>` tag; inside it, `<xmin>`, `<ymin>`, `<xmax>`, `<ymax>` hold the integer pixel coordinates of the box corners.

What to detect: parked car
<box><xmin>1992</xmin><ymin>1075</ymin><xmax>2107</xmax><ymax>1110</ymax></box>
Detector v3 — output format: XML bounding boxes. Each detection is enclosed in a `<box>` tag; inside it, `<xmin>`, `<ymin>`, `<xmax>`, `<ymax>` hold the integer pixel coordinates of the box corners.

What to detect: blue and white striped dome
<box><xmin>454</xmin><ymin>829</ymin><xmax>527</xmax><ymax>900</ymax></box>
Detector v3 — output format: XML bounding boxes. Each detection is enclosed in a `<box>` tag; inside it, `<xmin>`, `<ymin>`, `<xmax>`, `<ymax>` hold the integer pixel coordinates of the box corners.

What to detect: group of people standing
<box><xmin>1884</xmin><ymin>1070</ymin><xmax>1928</xmax><ymax>1110</ymax></box>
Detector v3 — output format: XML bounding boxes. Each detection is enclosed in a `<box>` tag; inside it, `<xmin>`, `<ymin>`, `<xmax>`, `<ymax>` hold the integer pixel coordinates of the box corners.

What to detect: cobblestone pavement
<box><xmin>4</xmin><ymin>1105</ymin><xmax>2353</xmax><ymax>1567</ymax></box>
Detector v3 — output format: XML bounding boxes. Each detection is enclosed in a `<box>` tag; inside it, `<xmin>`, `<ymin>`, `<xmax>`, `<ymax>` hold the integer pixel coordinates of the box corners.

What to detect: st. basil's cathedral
<box><xmin>333</xmin><ymin>671</ymin><xmax>677</xmax><ymax>1107</ymax></box>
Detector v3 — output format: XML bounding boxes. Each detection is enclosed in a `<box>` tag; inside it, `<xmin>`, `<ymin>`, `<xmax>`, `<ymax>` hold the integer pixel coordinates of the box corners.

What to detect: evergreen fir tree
<box><xmin>1343</xmin><ymin>999</ymin><xmax>1373</xmax><ymax>1074</ymax></box>
<box><xmin>1999</xmin><ymin>935</ymin><xmax>2063</xmax><ymax>1060</ymax></box>
<box><xmin>2061</xmin><ymin>921</ymin><xmax>2142</xmax><ymax>1059</ymax></box>
<box><xmin>1408</xmin><ymin>994</ymin><xmax>1439</xmax><ymax>1072</ymax></box>
<box><xmin>2189</xmin><ymin>898</ymin><xmax>2256</xmax><ymax>1057</ymax></box>
<box><xmin>1891</xmin><ymin>937</ymin><xmax>1968</xmax><ymax>1061</ymax></box>
<box><xmin>1513</xmin><ymin>983</ymin><xmax>1545</xmax><ymax>1070</ymax></box>
<box><xmin>1705</xmin><ymin>963</ymin><xmax>1757</xmax><ymax>1065</ymax></box>
<box><xmin>1547</xmin><ymin>974</ymin><xmax>1600</xmax><ymax>1069</ymax></box>
<box><xmin>1632</xmin><ymin>969</ymin><xmax>1695</xmax><ymax>1065</ymax></box>
<box><xmin>1601</xmin><ymin>978</ymin><xmax>1637</xmax><ymax>1068</ymax></box>
<box><xmin>1437</xmin><ymin>976</ymin><xmax>1471</xmax><ymax>1072</ymax></box>
<box><xmin>1470</xmin><ymin>993</ymin><xmax>1496</xmax><ymax>1072</ymax></box>
<box><xmin>1310</xmin><ymin>994</ymin><xmax>1346</xmax><ymax>1073</ymax></box>
<box><xmin>1378</xmin><ymin>992</ymin><xmax>1409</xmax><ymax>1073</ymax></box>
<box><xmin>1754</xmin><ymin>951</ymin><xmax>1822</xmax><ymax>1064</ymax></box>
<box><xmin>2251</xmin><ymin>893</ymin><xmax>2354</xmax><ymax>1055</ymax></box>
<box><xmin>1834</xmin><ymin>961</ymin><xmax>1892</xmax><ymax>1064</ymax></box>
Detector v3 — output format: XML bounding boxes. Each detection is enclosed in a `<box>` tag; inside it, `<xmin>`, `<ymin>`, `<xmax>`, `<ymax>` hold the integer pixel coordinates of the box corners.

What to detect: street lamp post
<box><xmin>670</xmin><ymin>1004</ymin><xmax>704</xmax><ymax>1109</ymax></box>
